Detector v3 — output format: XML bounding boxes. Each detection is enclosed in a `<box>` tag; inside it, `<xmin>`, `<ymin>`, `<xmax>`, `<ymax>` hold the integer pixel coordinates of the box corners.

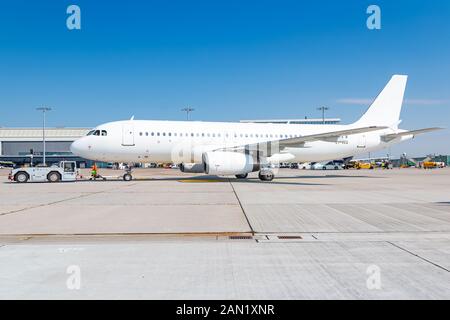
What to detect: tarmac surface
<box><xmin>0</xmin><ymin>167</ymin><xmax>449</xmax><ymax>299</ymax></box>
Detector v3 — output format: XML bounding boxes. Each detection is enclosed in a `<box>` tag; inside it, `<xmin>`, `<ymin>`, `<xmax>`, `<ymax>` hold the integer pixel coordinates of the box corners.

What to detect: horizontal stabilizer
<box><xmin>381</xmin><ymin>127</ymin><xmax>444</xmax><ymax>142</ymax></box>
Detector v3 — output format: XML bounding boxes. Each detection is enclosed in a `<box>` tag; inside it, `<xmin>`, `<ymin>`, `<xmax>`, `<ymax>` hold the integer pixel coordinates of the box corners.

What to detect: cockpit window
<box><xmin>88</xmin><ymin>130</ymin><xmax>107</xmax><ymax>136</ymax></box>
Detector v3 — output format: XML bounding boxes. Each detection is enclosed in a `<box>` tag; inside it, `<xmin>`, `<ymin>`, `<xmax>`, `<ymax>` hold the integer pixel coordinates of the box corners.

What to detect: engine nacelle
<box><xmin>203</xmin><ymin>151</ymin><xmax>260</xmax><ymax>175</ymax></box>
<box><xmin>180</xmin><ymin>163</ymin><xmax>205</xmax><ymax>173</ymax></box>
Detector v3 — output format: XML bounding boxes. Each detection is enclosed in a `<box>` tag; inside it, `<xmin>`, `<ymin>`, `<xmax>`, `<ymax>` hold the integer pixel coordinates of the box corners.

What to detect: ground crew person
<box><xmin>91</xmin><ymin>163</ymin><xmax>99</xmax><ymax>180</ymax></box>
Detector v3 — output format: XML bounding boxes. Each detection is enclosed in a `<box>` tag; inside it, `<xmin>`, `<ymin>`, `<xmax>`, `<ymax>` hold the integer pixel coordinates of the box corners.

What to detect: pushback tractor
<box><xmin>8</xmin><ymin>161</ymin><xmax>79</xmax><ymax>183</ymax></box>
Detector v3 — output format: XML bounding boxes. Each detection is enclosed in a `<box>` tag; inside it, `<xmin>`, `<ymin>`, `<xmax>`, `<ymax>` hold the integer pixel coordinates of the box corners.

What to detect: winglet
<box><xmin>130</xmin><ymin>115</ymin><xmax>135</xmax><ymax>120</ymax></box>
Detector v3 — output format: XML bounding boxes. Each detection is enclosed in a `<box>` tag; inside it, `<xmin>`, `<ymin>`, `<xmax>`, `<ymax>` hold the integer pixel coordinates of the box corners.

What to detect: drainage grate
<box><xmin>229</xmin><ymin>235</ymin><xmax>253</xmax><ymax>240</ymax></box>
<box><xmin>277</xmin><ymin>236</ymin><xmax>302</xmax><ymax>240</ymax></box>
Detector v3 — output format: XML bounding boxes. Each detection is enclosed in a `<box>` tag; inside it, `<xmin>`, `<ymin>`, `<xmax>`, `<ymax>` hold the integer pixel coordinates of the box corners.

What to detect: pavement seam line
<box><xmin>229</xmin><ymin>179</ymin><xmax>254</xmax><ymax>235</ymax></box>
<box><xmin>0</xmin><ymin>182</ymin><xmax>136</xmax><ymax>217</ymax></box>
<box><xmin>387</xmin><ymin>241</ymin><xmax>450</xmax><ymax>273</ymax></box>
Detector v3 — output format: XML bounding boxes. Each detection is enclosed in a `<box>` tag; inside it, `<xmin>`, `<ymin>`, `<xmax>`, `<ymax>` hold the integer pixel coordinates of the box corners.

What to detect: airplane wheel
<box><xmin>258</xmin><ymin>170</ymin><xmax>274</xmax><ymax>181</ymax></box>
<box><xmin>123</xmin><ymin>173</ymin><xmax>133</xmax><ymax>181</ymax></box>
<box><xmin>235</xmin><ymin>173</ymin><xmax>248</xmax><ymax>179</ymax></box>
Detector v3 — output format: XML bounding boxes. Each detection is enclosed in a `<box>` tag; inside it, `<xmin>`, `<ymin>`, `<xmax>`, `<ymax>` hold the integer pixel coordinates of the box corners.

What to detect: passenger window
<box><xmin>151</xmin><ymin>132</ymin><xmax>154</xmax><ymax>136</ymax></box>
<box><xmin>169</xmin><ymin>133</ymin><xmax>172</xmax><ymax>136</ymax></box>
<box><xmin>163</xmin><ymin>132</ymin><xmax>166</xmax><ymax>136</ymax></box>
<box><xmin>157</xmin><ymin>132</ymin><xmax>160</xmax><ymax>136</ymax></box>
<box><xmin>139</xmin><ymin>132</ymin><xmax>143</xmax><ymax>136</ymax></box>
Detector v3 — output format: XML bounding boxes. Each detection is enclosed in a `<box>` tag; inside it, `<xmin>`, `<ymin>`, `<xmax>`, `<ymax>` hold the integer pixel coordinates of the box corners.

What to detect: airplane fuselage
<box><xmin>70</xmin><ymin>120</ymin><xmax>410</xmax><ymax>164</ymax></box>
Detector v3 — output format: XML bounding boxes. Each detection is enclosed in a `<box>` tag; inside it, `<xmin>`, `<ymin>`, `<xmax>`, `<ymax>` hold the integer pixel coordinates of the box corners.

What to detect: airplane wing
<box><xmin>277</xmin><ymin>126</ymin><xmax>387</xmax><ymax>146</ymax></box>
<box><xmin>381</xmin><ymin>127</ymin><xmax>444</xmax><ymax>142</ymax></box>
<box><xmin>215</xmin><ymin>126</ymin><xmax>387</xmax><ymax>154</ymax></box>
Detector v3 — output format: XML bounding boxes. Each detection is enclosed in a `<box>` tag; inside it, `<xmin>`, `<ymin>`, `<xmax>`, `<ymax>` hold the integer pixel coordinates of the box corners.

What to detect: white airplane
<box><xmin>70</xmin><ymin>75</ymin><xmax>443</xmax><ymax>181</ymax></box>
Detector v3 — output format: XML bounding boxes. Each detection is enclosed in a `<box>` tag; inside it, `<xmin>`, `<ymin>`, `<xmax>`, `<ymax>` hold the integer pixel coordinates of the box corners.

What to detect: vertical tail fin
<box><xmin>354</xmin><ymin>75</ymin><xmax>408</xmax><ymax>129</ymax></box>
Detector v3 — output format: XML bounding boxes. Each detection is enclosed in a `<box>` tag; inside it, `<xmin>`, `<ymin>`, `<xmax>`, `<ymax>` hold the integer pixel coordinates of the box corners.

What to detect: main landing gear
<box><xmin>258</xmin><ymin>170</ymin><xmax>274</xmax><ymax>182</ymax></box>
<box><xmin>234</xmin><ymin>170</ymin><xmax>274</xmax><ymax>181</ymax></box>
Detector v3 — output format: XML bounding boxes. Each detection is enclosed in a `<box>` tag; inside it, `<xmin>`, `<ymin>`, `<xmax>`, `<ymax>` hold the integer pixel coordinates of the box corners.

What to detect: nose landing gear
<box><xmin>123</xmin><ymin>172</ymin><xmax>133</xmax><ymax>181</ymax></box>
<box><xmin>122</xmin><ymin>166</ymin><xmax>133</xmax><ymax>181</ymax></box>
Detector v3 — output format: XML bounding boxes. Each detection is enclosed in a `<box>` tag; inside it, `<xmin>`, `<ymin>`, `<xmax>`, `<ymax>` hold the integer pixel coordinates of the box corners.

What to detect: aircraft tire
<box><xmin>258</xmin><ymin>170</ymin><xmax>274</xmax><ymax>182</ymax></box>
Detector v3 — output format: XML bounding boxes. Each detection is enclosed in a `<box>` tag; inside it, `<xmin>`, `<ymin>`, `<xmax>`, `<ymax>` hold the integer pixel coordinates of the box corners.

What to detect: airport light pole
<box><xmin>36</xmin><ymin>107</ymin><xmax>51</xmax><ymax>166</ymax></box>
<box><xmin>317</xmin><ymin>106</ymin><xmax>329</xmax><ymax>124</ymax></box>
<box><xmin>181</xmin><ymin>107</ymin><xmax>195</xmax><ymax>121</ymax></box>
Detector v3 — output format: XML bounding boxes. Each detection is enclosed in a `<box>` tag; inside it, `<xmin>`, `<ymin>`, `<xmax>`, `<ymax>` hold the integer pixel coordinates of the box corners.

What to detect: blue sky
<box><xmin>0</xmin><ymin>0</ymin><xmax>449</xmax><ymax>156</ymax></box>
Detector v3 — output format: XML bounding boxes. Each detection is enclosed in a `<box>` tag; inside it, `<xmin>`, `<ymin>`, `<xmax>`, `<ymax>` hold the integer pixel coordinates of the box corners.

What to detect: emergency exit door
<box><xmin>122</xmin><ymin>124</ymin><xmax>135</xmax><ymax>146</ymax></box>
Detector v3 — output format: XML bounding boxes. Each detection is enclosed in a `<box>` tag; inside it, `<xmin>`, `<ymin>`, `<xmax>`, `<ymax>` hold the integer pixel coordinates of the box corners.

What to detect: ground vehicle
<box><xmin>422</xmin><ymin>161</ymin><xmax>445</xmax><ymax>169</ymax></box>
<box><xmin>422</xmin><ymin>161</ymin><xmax>436</xmax><ymax>169</ymax></box>
<box><xmin>9</xmin><ymin>161</ymin><xmax>78</xmax><ymax>183</ymax></box>
<box><xmin>313</xmin><ymin>161</ymin><xmax>343</xmax><ymax>170</ymax></box>
<box><xmin>299</xmin><ymin>162</ymin><xmax>315</xmax><ymax>170</ymax></box>
<box><xmin>356</xmin><ymin>162</ymin><xmax>374</xmax><ymax>169</ymax></box>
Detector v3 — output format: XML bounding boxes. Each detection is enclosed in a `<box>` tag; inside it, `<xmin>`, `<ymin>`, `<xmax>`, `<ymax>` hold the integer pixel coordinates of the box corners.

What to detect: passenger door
<box><xmin>122</xmin><ymin>123</ymin><xmax>135</xmax><ymax>146</ymax></box>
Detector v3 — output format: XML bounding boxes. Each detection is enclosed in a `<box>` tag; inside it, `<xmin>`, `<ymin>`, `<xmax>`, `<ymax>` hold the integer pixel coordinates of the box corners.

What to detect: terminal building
<box><xmin>0</xmin><ymin>127</ymin><xmax>91</xmax><ymax>167</ymax></box>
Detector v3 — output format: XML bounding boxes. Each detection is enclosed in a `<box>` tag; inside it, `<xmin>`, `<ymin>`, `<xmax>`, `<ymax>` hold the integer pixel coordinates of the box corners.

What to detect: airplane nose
<box><xmin>70</xmin><ymin>139</ymin><xmax>84</xmax><ymax>156</ymax></box>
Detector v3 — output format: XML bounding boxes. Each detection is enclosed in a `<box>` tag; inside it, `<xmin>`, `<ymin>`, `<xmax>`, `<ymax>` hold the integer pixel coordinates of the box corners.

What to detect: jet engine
<box><xmin>179</xmin><ymin>163</ymin><xmax>205</xmax><ymax>173</ymax></box>
<box><xmin>202</xmin><ymin>151</ymin><xmax>260</xmax><ymax>175</ymax></box>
